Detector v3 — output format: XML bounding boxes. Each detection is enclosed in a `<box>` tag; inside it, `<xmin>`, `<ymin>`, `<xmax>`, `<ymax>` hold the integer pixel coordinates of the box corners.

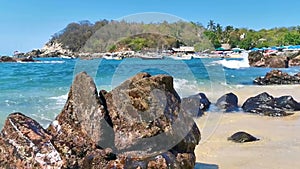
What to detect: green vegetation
<box><xmin>50</xmin><ymin>20</ymin><xmax>212</xmax><ymax>52</ymax></box>
<box><xmin>204</xmin><ymin>20</ymin><xmax>300</xmax><ymax>49</ymax></box>
<box><xmin>50</xmin><ymin>19</ymin><xmax>300</xmax><ymax>53</ymax></box>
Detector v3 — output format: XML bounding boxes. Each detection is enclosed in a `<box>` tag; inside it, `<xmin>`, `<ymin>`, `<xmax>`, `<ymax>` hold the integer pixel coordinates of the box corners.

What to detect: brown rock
<box><xmin>104</xmin><ymin>73</ymin><xmax>200</xmax><ymax>157</ymax></box>
<box><xmin>265</xmin><ymin>57</ymin><xmax>285</xmax><ymax>68</ymax></box>
<box><xmin>0</xmin><ymin>72</ymin><xmax>201</xmax><ymax>168</ymax></box>
<box><xmin>290</xmin><ymin>55</ymin><xmax>300</xmax><ymax>66</ymax></box>
<box><xmin>47</xmin><ymin>72</ymin><xmax>115</xmax><ymax>168</ymax></box>
<box><xmin>0</xmin><ymin>112</ymin><xmax>63</xmax><ymax>168</ymax></box>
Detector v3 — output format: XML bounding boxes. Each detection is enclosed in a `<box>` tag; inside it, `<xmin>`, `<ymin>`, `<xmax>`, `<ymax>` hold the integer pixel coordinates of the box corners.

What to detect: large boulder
<box><xmin>248</xmin><ymin>51</ymin><xmax>264</xmax><ymax>67</ymax></box>
<box><xmin>254</xmin><ymin>70</ymin><xmax>300</xmax><ymax>85</ymax></box>
<box><xmin>0</xmin><ymin>72</ymin><xmax>201</xmax><ymax>169</ymax></box>
<box><xmin>248</xmin><ymin>51</ymin><xmax>291</xmax><ymax>68</ymax></box>
<box><xmin>242</xmin><ymin>92</ymin><xmax>299</xmax><ymax>116</ymax></box>
<box><xmin>0</xmin><ymin>113</ymin><xmax>63</xmax><ymax>168</ymax></box>
<box><xmin>181</xmin><ymin>93</ymin><xmax>211</xmax><ymax>117</ymax></box>
<box><xmin>103</xmin><ymin>72</ymin><xmax>201</xmax><ymax>168</ymax></box>
<box><xmin>216</xmin><ymin>93</ymin><xmax>239</xmax><ymax>112</ymax></box>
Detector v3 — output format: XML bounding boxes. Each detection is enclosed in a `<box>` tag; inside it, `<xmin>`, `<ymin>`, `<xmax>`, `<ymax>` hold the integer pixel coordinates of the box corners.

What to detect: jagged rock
<box><xmin>47</xmin><ymin>72</ymin><xmax>115</xmax><ymax>168</ymax></box>
<box><xmin>216</xmin><ymin>92</ymin><xmax>239</xmax><ymax>112</ymax></box>
<box><xmin>0</xmin><ymin>72</ymin><xmax>201</xmax><ymax>168</ymax></box>
<box><xmin>242</xmin><ymin>92</ymin><xmax>298</xmax><ymax>116</ymax></box>
<box><xmin>254</xmin><ymin>70</ymin><xmax>300</xmax><ymax>85</ymax></box>
<box><xmin>0</xmin><ymin>113</ymin><xmax>63</xmax><ymax>168</ymax></box>
<box><xmin>181</xmin><ymin>93</ymin><xmax>211</xmax><ymax>117</ymax></box>
<box><xmin>228</xmin><ymin>131</ymin><xmax>259</xmax><ymax>143</ymax></box>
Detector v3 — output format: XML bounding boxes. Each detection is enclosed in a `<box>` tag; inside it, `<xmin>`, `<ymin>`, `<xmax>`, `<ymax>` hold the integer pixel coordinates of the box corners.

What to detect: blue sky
<box><xmin>1</xmin><ymin>0</ymin><xmax>300</xmax><ymax>55</ymax></box>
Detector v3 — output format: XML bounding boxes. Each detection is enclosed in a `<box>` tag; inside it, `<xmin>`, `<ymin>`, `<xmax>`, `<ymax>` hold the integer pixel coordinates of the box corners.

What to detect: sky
<box><xmin>1</xmin><ymin>0</ymin><xmax>300</xmax><ymax>55</ymax></box>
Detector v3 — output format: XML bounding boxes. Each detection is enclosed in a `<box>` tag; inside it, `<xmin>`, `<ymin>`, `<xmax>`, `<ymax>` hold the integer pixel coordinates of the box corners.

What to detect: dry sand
<box><xmin>194</xmin><ymin>85</ymin><xmax>300</xmax><ymax>169</ymax></box>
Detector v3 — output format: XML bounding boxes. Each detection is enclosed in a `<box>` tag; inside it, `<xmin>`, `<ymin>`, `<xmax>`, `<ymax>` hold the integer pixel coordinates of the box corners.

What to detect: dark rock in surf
<box><xmin>181</xmin><ymin>93</ymin><xmax>211</xmax><ymax>117</ymax></box>
<box><xmin>242</xmin><ymin>92</ymin><xmax>298</xmax><ymax>116</ymax></box>
<box><xmin>216</xmin><ymin>92</ymin><xmax>239</xmax><ymax>112</ymax></box>
<box><xmin>228</xmin><ymin>131</ymin><xmax>259</xmax><ymax>143</ymax></box>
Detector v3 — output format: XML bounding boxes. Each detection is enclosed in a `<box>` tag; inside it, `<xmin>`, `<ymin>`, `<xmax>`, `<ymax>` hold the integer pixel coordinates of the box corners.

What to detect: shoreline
<box><xmin>194</xmin><ymin>84</ymin><xmax>300</xmax><ymax>169</ymax></box>
<box><xmin>200</xmin><ymin>84</ymin><xmax>300</xmax><ymax>106</ymax></box>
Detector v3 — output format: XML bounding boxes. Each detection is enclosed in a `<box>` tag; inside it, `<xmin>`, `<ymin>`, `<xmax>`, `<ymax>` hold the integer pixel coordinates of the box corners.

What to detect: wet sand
<box><xmin>195</xmin><ymin>85</ymin><xmax>300</xmax><ymax>169</ymax></box>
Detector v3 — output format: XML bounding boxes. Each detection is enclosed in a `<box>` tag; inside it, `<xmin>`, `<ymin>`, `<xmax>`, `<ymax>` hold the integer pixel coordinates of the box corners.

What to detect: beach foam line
<box><xmin>49</xmin><ymin>94</ymin><xmax>68</xmax><ymax>105</ymax></box>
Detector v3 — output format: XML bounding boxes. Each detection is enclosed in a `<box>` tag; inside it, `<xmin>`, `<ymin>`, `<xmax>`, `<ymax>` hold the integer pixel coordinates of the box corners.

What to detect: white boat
<box><xmin>167</xmin><ymin>54</ymin><xmax>193</xmax><ymax>60</ymax></box>
<box><xmin>139</xmin><ymin>55</ymin><xmax>164</xmax><ymax>60</ymax></box>
<box><xmin>60</xmin><ymin>55</ymin><xmax>74</xmax><ymax>59</ymax></box>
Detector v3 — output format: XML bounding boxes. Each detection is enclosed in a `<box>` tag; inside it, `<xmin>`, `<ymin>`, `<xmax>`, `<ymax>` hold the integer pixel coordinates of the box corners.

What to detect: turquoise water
<box><xmin>1</xmin><ymin>57</ymin><xmax>299</xmax><ymax>128</ymax></box>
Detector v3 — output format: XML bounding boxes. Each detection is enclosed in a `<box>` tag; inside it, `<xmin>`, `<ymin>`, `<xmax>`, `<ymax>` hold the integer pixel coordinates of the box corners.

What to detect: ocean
<box><xmin>1</xmin><ymin>57</ymin><xmax>300</xmax><ymax>128</ymax></box>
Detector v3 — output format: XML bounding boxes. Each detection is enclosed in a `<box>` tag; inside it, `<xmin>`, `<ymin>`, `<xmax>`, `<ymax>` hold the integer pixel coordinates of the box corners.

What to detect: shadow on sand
<box><xmin>194</xmin><ymin>162</ymin><xmax>219</xmax><ymax>169</ymax></box>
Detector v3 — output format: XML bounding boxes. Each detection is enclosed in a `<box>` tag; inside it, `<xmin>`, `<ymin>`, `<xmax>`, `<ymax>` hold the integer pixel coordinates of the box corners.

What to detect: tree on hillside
<box><xmin>207</xmin><ymin>20</ymin><xmax>216</xmax><ymax>31</ymax></box>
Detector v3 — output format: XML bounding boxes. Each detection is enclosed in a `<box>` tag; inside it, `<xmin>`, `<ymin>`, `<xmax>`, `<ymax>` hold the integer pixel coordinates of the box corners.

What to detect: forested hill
<box><xmin>49</xmin><ymin>20</ymin><xmax>212</xmax><ymax>53</ymax></box>
<box><xmin>49</xmin><ymin>19</ymin><xmax>300</xmax><ymax>53</ymax></box>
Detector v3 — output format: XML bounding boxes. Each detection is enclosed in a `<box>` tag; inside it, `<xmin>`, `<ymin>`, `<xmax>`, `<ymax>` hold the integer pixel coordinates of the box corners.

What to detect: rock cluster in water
<box><xmin>0</xmin><ymin>72</ymin><xmax>201</xmax><ymax>168</ymax></box>
<box><xmin>0</xmin><ymin>56</ymin><xmax>35</xmax><ymax>62</ymax></box>
<box><xmin>254</xmin><ymin>70</ymin><xmax>300</xmax><ymax>85</ymax></box>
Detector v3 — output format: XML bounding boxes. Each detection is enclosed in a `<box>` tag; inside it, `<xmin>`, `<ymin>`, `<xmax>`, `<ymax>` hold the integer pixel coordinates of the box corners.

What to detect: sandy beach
<box><xmin>194</xmin><ymin>85</ymin><xmax>300</xmax><ymax>169</ymax></box>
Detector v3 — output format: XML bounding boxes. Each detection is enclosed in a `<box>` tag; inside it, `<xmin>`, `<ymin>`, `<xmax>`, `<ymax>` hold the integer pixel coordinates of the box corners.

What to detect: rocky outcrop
<box><xmin>248</xmin><ymin>51</ymin><xmax>287</xmax><ymax>68</ymax></box>
<box><xmin>0</xmin><ymin>56</ymin><xmax>35</xmax><ymax>62</ymax></box>
<box><xmin>248</xmin><ymin>51</ymin><xmax>300</xmax><ymax>68</ymax></box>
<box><xmin>242</xmin><ymin>92</ymin><xmax>300</xmax><ymax>116</ymax></box>
<box><xmin>228</xmin><ymin>131</ymin><xmax>259</xmax><ymax>143</ymax></box>
<box><xmin>216</xmin><ymin>93</ymin><xmax>239</xmax><ymax>112</ymax></box>
<box><xmin>254</xmin><ymin>70</ymin><xmax>300</xmax><ymax>85</ymax></box>
<box><xmin>181</xmin><ymin>93</ymin><xmax>211</xmax><ymax>117</ymax></box>
<box><xmin>0</xmin><ymin>72</ymin><xmax>201</xmax><ymax>168</ymax></box>
<box><xmin>25</xmin><ymin>41</ymin><xmax>75</xmax><ymax>58</ymax></box>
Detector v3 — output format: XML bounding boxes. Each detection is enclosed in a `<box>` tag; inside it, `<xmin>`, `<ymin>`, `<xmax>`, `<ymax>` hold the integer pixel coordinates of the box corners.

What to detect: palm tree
<box><xmin>207</xmin><ymin>20</ymin><xmax>216</xmax><ymax>31</ymax></box>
